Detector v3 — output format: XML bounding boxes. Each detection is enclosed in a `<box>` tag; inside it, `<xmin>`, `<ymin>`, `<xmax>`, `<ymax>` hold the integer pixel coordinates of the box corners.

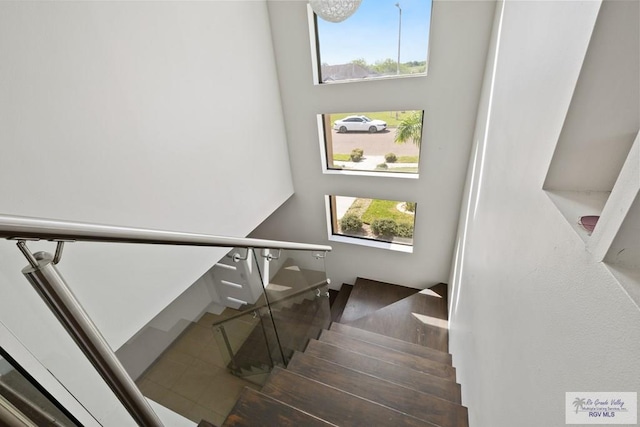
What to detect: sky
<box><xmin>316</xmin><ymin>0</ymin><xmax>432</xmax><ymax>65</ymax></box>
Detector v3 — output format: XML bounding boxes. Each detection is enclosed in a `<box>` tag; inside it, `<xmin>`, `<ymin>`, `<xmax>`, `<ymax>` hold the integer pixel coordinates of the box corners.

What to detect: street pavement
<box><xmin>330</xmin><ymin>129</ymin><xmax>420</xmax><ymax>156</ymax></box>
<box><xmin>333</xmin><ymin>156</ymin><xmax>419</xmax><ymax>172</ymax></box>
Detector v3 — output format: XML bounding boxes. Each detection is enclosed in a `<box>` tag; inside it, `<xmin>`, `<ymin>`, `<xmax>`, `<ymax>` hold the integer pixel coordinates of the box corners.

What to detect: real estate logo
<box><xmin>566</xmin><ymin>392</ymin><xmax>637</xmax><ymax>424</ymax></box>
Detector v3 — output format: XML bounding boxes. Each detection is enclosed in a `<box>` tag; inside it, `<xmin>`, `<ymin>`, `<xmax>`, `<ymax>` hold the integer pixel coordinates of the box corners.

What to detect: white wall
<box><xmin>251</xmin><ymin>0</ymin><xmax>496</xmax><ymax>289</ymax></box>
<box><xmin>544</xmin><ymin>0</ymin><xmax>639</xmax><ymax>192</ymax></box>
<box><xmin>449</xmin><ymin>1</ymin><xmax>640</xmax><ymax>426</ymax></box>
<box><xmin>0</xmin><ymin>1</ymin><xmax>291</xmax><ymax>423</ymax></box>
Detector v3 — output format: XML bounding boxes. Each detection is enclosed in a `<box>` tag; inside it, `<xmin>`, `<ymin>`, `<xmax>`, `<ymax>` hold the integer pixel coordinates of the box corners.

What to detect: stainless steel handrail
<box><xmin>1</xmin><ymin>213</ymin><xmax>332</xmax><ymax>426</ymax></box>
<box><xmin>0</xmin><ymin>214</ymin><xmax>332</xmax><ymax>252</ymax></box>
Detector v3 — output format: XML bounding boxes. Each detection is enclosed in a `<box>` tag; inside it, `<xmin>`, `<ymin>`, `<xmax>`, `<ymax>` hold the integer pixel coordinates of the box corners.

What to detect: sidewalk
<box><xmin>334</xmin><ymin>155</ymin><xmax>419</xmax><ymax>171</ymax></box>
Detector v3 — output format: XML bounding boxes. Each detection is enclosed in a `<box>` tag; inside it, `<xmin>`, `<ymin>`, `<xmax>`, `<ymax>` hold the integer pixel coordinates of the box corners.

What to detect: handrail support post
<box><xmin>17</xmin><ymin>246</ymin><xmax>163</xmax><ymax>427</ymax></box>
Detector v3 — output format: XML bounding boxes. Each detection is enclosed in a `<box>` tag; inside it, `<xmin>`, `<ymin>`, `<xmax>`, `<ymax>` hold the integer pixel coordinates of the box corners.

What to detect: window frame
<box><xmin>325</xmin><ymin>195</ymin><xmax>416</xmax><ymax>253</ymax></box>
<box><xmin>318</xmin><ymin>112</ymin><xmax>423</xmax><ymax>179</ymax></box>
<box><xmin>308</xmin><ymin>3</ymin><xmax>434</xmax><ymax>86</ymax></box>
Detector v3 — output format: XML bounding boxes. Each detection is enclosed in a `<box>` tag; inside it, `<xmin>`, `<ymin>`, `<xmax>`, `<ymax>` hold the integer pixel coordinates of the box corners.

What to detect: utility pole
<box><xmin>396</xmin><ymin>2</ymin><xmax>402</xmax><ymax>76</ymax></box>
<box><xmin>395</xmin><ymin>2</ymin><xmax>402</xmax><ymax>120</ymax></box>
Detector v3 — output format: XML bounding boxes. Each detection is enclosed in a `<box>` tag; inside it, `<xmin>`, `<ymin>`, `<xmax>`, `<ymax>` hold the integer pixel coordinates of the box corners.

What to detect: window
<box><xmin>321</xmin><ymin>110</ymin><xmax>423</xmax><ymax>175</ymax></box>
<box><xmin>328</xmin><ymin>195</ymin><xmax>416</xmax><ymax>251</ymax></box>
<box><xmin>313</xmin><ymin>0</ymin><xmax>433</xmax><ymax>83</ymax></box>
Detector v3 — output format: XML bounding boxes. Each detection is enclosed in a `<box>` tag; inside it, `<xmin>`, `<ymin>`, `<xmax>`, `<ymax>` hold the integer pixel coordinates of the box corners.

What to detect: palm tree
<box><xmin>394</xmin><ymin>111</ymin><xmax>423</xmax><ymax>146</ymax></box>
<box><xmin>573</xmin><ymin>397</ymin><xmax>586</xmax><ymax>414</ymax></box>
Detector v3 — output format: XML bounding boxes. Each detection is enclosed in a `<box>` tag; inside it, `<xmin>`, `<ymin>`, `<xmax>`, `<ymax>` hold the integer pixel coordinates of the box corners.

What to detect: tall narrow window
<box><xmin>313</xmin><ymin>0</ymin><xmax>433</xmax><ymax>83</ymax></box>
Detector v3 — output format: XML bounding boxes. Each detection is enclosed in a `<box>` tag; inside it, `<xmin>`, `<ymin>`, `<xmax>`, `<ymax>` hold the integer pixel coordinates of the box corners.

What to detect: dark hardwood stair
<box><xmin>329</xmin><ymin>322</ymin><xmax>452</xmax><ymax>364</ymax></box>
<box><xmin>330</xmin><ymin>283</ymin><xmax>352</xmax><ymax>323</ymax></box>
<box><xmin>339</xmin><ymin>278</ymin><xmax>419</xmax><ymax>323</ymax></box>
<box><xmin>304</xmin><ymin>339</ymin><xmax>462</xmax><ymax>404</ymax></box>
<box><xmin>318</xmin><ymin>329</ymin><xmax>456</xmax><ymax>380</ymax></box>
<box><xmin>221</xmin><ymin>281</ymin><xmax>468</xmax><ymax>427</ymax></box>
<box><xmin>287</xmin><ymin>352</ymin><xmax>468</xmax><ymax>427</ymax></box>
<box><xmin>345</xmin><ymin>291</ymin><xmax>449</xmax><ymax>350</ymax></box>
<box><xmin>224</xmin><ymin>387</ymin><xmax>335</xmax><ymax>427</ymax></box>
<box><xmin>261</xmin><ymin>368</ymin><xmax>434</xmax><ymax>427</ymax></box>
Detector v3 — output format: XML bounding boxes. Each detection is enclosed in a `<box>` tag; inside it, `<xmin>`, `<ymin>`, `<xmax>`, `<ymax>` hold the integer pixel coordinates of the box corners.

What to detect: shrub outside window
<box><xmin>330</xmin><ymin>196</ymin><xmax>416</xmax><ymax>247</ymax></box>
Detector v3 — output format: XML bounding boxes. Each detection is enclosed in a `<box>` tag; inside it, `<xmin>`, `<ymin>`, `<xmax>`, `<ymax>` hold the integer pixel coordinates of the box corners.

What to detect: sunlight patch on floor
<box><xmin>411</xmin><ymin>312</ymin><xmax>448</xmax><ymax>329</ymax></box>
<box><xmin>418</xmin><ymin>288</ymin><xmax>442</xmax><ymax>298</ymax></box>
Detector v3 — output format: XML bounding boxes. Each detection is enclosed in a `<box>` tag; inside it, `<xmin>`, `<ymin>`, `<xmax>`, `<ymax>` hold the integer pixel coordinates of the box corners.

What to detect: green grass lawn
<box><xmin>332</xmin><ymin>154</ymin><xmax>352</xmax><ymax>161</ymax></box>
<box><xmin>329</xmin><ymin>111</ymin><xmax>420</xmax><ymax>128</ymax></box>
<box><xmin>397</xmin><ymin>155</ymin><xmax>419</xmax><ymax>163</ymax></box>
<box><xmin>361</xmin><ymin>199</ymin><xmax>414</xmax><ymax>225</ymax></box>
<box><xmin>334</xmin><ymin>154</ymin><xmax>419</xmax><ymax>165</ymax></box>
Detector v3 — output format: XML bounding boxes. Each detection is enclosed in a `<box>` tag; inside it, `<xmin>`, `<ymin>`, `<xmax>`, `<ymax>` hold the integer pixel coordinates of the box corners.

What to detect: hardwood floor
<box><xmin>329</xmin><ymin>283</ymin><xmax>352</xmax><ymax>323</ymax></box>
<box><xmin>286</xmin><ymin>352</ymin><xmax>467</xmax><ymax>427</ymax></box>
<box><xmin>222</xmin><ymin>388</ymin><xmax>333</xmax><ymax>427</ymax></box>
<box><xmin>261</xmin><ymin>368</ymin><xmax>432</xmax><ymax>427</ymax></box>
<box><xmin>339</xmin><ymin>277</ymin><xmax>419</xmax><ymax>323</ymax></box>
<box><xmin>345</xmin><ymin>289</ymin><xmax>449</xmax><ymax>349</ymax></box>
<box><xmin>329</xmin><ymin>323</ymin><xmax>451</xmax><ymax>363</ymax></box>
<box><xmin>304</xmin><ymin>339</ymin><xmax>462</xmax><ymax>404</ymax></box>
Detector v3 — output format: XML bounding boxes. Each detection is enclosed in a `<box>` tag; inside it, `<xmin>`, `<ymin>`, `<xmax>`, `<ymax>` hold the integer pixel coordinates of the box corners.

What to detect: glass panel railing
<box><xmin>211</xmin><ymin>306</ymin><xmax>283</xmax><ymax>385</ymax></box>
<box><xmin>119</xmin><ymin>247</ymin><xmax>276</xmax><ymax>425</ymax></box>
<box><xmin>258</xmin><ymin>249</ymin><xmax>331</xmax><ymax>364</ymax></box>
<box><xmin>266</xmin><ymin>283</ymin><xmax>331</xmax><ymax>364</ymax></box>
<box><xmin>1</xmin><ymin>236</ymin><xmax>331</xmax><ymax>427</ymax></box>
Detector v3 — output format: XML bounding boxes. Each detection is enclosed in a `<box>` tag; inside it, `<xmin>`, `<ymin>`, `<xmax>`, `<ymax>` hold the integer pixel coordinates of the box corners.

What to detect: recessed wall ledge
<box><xmin>587</xmin><ymin>133</ymin><xmax>639</xmax><ymax>261</ymax></box>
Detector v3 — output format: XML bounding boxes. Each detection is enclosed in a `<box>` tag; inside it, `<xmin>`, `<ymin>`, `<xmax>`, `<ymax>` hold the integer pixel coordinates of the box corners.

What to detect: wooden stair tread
<box><xmin>318</xmin><ymin>330</ymin><xmax>456</xmax><ymax>380</ymax></box>
<box><xmin>345</xmin><ymin>291</ymin><xmax>449</xmax><ymax>350</ymax></box>
<box><xmin>429</xmin><ymin>283</ymin><xmax>448</xmax><ymax>302</ymax></box>
<box><xmin>305</xmin><ymin>340</ymin><xmax>461</xmax><ymax>404</ymax></box>
<box><xmin>330</xmin><ymin>283</ymin><xmax>352</xmax><ymax>323</ymax></box>
<box><xmin>223</xmin><ymin>387</ymin><xmax>335</xmax><ymax>427</ymax></box>
<box><xmin>339</xmin><ymin>278</ymin><xmax>419</xmax><ymax>323</ymax></box>
<box><xmin>330</xmin><ymin>323</ymin><xmax>452</xmax><ymax>364</ymax></box>
<box><xmin>288</xmin><ymin>352</ymin><xmax>468</xmax><ymax>427</ymax></box>
<box><xmin>262</xmin><ymin>367</ymin><xmax>434</xmax><ymax>427</ymax></box>
<box><xmin>328</xmin><ymin>289</ymin><xmax>339</xmax><ymax>306</ymax></box>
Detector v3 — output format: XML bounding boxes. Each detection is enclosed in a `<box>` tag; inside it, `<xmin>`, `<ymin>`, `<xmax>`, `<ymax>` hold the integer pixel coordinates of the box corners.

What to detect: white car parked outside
<box><xmin>333</xmin><ymin>116</ymin><xmax>387</xmax><ymax>133</ymax></box>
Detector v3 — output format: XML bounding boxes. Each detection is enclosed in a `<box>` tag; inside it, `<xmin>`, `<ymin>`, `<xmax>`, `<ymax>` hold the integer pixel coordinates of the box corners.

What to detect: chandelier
<box><xmin>309</xmin><ymin>0</ymin><xmax>363</xmax><ymax>23</ymax></box>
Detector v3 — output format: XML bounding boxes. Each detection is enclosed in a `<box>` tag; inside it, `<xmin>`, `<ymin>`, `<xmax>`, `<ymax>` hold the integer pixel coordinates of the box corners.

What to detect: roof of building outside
<box><xmin>320</xmin><ymin>63</ymin><xmax>380</xmax><ymax>82</ymax></box>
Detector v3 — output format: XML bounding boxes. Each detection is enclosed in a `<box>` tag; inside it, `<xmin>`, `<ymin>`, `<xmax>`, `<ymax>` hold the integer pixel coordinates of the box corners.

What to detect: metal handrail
<box><xmin>0</xmin><ymin>214</ymin><xmax>332</xmax><ymax>252</ymax></box>
<box><xmin>211</xmin><ymin>279</ymin><xmax>330</xmax><ymax>328</ymax></box>
<box><xmin>1</xmin><ymin>213</ymin><xmax>332</xmax><ymax>426</ymax></box>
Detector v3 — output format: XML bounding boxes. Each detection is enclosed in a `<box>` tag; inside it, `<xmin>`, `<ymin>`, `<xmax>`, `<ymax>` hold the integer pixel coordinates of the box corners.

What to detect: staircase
<box><xmin>227</xmin><ymin>295</ymin><xmax>329</xmax><ymax>377</ymax></box>
<box><xmin>219</xmin><ymin>277</ymin><xmax>467</xmax><ymax>427</ymax></box>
